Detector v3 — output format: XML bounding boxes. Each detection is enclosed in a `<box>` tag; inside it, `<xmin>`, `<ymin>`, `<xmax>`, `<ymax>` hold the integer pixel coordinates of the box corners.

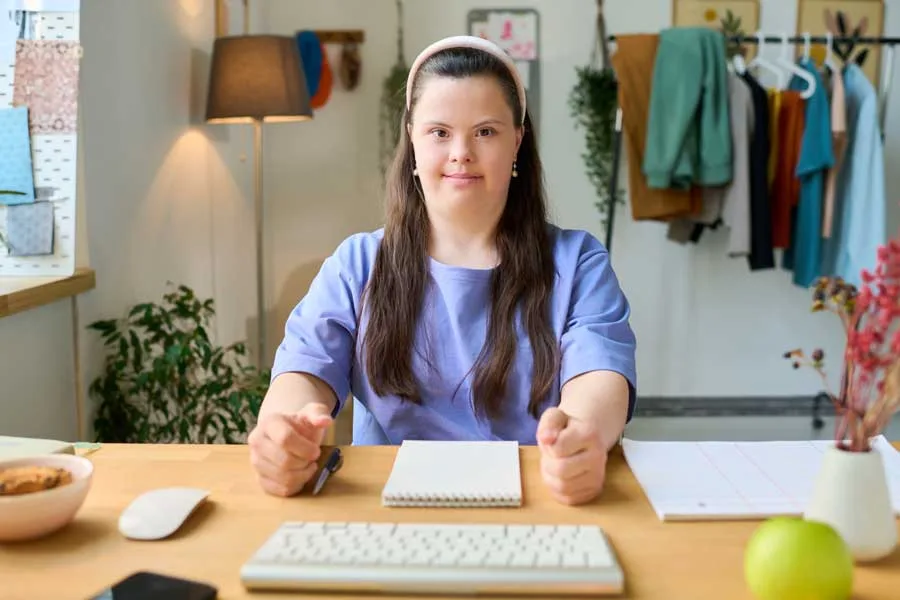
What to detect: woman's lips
<box><xmin>443</xmin><ymin>173</ymin><xmax>483</xmax><ymax>185</ymax></box>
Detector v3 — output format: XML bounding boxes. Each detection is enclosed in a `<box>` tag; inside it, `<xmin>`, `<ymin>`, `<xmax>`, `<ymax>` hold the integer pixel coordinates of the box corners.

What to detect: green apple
<box><xmin>744</xmin><ymin>517</ymin><xmax>853</xmax><ymax>600</ymax></box>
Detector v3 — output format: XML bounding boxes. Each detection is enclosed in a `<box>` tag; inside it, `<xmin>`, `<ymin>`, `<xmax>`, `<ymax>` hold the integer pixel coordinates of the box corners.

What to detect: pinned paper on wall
<box><xmin>0</xmin><ymin>107</ymin><xmax>36</xmax><ymax>205</ymax></box>
<box><xmin>468</xmin><ymin>8</ymin><xmax>540</xmax><ymax>129</ymax></box>
<box><xmin>486</xmin><ymin>11</ymin><xmax>537</xmax><ymax>61</ymax></box>
<box><xmin>5</xmin><ymin>200</ymin><xmax>54</xmax><ymax>256</ymax></box>
<box><xmin>13</xmin><ymin>39</ymin><xmax>81</xmax><ymax>134</ymax></box>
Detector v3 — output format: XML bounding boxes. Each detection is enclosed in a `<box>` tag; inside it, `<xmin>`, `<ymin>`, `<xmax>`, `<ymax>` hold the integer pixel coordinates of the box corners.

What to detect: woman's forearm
<box><xmin>258</xmin><ymin>372</ymin><xmax>338</xmax><ymax>419</ymax></box>
<box><xmin>558</xmin><ymin>370</ymin><xmax>630</xmax><ymax>450</ymax></box>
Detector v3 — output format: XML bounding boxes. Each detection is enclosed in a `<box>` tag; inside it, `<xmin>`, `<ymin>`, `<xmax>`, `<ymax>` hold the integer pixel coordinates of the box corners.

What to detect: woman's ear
<box><xmin>515</xmin><ymin>126</ymin><xmax>524</xmax><ymax>154</ymax></box>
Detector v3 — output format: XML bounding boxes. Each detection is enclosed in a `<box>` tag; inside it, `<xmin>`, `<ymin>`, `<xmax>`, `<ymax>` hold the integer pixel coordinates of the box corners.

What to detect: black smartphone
<box><xmin>87</xmin><ymin>571</ymin><xmax>217</xmax><ymax>600</ymax></box>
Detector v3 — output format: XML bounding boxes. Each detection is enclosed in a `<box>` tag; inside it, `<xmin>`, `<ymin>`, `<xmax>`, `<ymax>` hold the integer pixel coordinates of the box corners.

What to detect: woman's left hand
<box><xmin>536</xmin><ymin>407</ymin><xmax>608</xmax><ymax>506</ymax></box>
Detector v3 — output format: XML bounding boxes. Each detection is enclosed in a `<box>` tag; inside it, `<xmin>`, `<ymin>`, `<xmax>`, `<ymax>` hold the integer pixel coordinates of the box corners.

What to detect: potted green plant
<box><xmin>785</xmin><ymin>235</ymin><xmax>900</xmax><ymax>562</ymax></box>
<box><xmin>88</xmin><ymin>283</ymin><xmax>270</xmax><ymax>444</ymax></box>
<box><xmin>568</xmin><ymin>1</ymin><xmax>621</xmax><ymax>232</ymax></box>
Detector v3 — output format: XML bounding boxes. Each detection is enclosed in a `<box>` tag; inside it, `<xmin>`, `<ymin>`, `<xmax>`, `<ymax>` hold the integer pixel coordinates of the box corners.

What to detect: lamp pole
<box><xmin>253</xmin><ymin>118</ymin><xmax>265</xmax><ymax>369</ymax></box>
<box><xmin>205</xmin><ymin>32</ymin><xmax>312</xmax><ymax>369</ymax></box>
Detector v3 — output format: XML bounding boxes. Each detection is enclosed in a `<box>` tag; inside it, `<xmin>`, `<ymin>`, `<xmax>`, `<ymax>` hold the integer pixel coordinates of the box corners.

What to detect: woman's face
<box><xmin>409</xmin><ymin>74</ymin><xmax>522</xmax><ymax>225</ymax></box>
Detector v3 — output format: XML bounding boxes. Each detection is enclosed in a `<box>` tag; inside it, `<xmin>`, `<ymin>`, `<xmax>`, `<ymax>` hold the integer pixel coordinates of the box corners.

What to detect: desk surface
<box><xmin>1</xmin><ymin>443</ymin><xmax>898</xmax><ymax>600</ymax></box>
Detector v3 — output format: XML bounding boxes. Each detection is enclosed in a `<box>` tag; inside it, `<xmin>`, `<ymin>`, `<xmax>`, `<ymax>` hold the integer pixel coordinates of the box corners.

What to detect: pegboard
<box><xmin>0</xmin><ymin>2</ymin><xmax>81</xmax><ymax>276</ymax></box>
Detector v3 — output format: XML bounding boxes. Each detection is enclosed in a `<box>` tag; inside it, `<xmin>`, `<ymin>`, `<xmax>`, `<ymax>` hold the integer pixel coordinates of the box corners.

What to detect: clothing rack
<box><xmin>602</xmin><ymin>34</ymin><xmax>898</xmax><ymax>431</ymax></box>
<box><xmin>602</xmin><ymin>33</ymin><xmax>898</xmax><ymax>254</ymax></box>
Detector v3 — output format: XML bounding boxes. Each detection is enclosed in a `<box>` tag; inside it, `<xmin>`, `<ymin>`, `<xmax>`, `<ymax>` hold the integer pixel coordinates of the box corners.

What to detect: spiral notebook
<box><xmin>382</xmin><ymin>440</ymin><xmax>523</xmax><ymax>507</ymax></box>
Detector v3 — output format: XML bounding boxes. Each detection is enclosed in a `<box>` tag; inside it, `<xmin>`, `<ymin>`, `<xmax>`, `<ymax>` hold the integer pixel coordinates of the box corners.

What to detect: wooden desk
<box><xmin>1</xmin><ymin>444</ymin><xmax>898</xmax><ymax>600</ymax></box>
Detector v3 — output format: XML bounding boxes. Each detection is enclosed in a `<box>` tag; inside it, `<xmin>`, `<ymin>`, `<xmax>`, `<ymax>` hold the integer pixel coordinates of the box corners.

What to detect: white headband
<box><xmin>405</xmin><ymin>35</ymin><xmax>527</xmax><ymax>125</ymax></box>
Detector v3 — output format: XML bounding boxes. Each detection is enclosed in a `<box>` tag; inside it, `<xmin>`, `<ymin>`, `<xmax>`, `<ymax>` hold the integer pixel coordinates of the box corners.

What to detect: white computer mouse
<box><xmin>118</xmin><ymin>487</ymin><xmax>210</xmax><ymax>541</ymax></box>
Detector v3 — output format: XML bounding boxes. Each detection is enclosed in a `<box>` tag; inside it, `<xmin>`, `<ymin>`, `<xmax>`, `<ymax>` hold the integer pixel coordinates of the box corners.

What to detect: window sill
<box><xmin>0</xmin><ymin>267</ymin><xmax>96</xmax><ymax>319</ymax></box>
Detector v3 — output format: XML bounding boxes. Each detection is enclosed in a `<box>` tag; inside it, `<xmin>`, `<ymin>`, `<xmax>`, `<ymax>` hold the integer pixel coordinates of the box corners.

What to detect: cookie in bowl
<box><xmin>0</xmin><ymin>465</ymin><xmax>74</xmax><ymax>495</ymax></box>
<box><xmin>0</xmin><ymin>454</ymin><xmax>94</xmax><ymax>542</ymax></box>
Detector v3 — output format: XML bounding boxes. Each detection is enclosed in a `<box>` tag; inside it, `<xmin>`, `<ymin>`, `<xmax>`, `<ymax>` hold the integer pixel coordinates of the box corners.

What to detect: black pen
<box><xmin>312</xmin><ymin>448</ymin><xmax>343</xmax><ymax>495</ymax></box>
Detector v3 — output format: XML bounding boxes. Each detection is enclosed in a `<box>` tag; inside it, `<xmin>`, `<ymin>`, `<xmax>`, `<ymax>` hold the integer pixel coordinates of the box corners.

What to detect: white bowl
<box><xmin>0</xmin><ymin>454</ymin><xmax>93</xmax><ymax>542</ymax></box>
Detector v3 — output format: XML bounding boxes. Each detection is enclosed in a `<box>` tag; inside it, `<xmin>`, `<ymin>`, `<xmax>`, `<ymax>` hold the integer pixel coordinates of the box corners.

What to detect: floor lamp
<box><xmin>205</xmin><ymin>35</ymin><xmax>312</xmax><ymax>369</ymax></box>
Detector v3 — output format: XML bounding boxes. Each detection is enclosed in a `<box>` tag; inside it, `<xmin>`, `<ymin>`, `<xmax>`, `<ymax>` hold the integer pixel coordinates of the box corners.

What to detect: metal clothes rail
<box><xmin>602</xmin><ymin>34</ymin><xmax>899</xmax><ymax>254</ymax></box>
<box><xmin>601</xmin><ymin>34</ymin><xmax>898</xmax><ymax>430</ymax></box>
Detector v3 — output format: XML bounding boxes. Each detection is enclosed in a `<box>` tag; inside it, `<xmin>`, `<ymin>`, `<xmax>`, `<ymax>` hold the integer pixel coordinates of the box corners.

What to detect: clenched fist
<box><xmin>536</xmin><ymin>407</ymin><xmax>608</xmax><ymax>506</ymax></box>
<box><xmin>248</xmin><ymin>402</ymin><xmax>333</xmax><ymax>497</ymax></box>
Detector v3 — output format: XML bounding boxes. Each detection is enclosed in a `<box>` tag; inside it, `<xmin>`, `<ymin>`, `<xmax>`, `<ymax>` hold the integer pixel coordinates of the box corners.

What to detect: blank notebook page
<box><xmin>382</xmin><ymin>440</ymin><xmax>522</xmax><ymax>507</ymax></box>
<box><xmin>622</xmin><ymin>435</ymin><xmax>900</xmax><ymax>521</ymax></box>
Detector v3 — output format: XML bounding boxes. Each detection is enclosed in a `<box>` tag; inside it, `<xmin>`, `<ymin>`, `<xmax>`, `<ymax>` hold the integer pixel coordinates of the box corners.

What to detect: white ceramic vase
<box><xmin>804</xmin><ymin>444</ymin><xmax>898</xmax><ymax>562</ymax></box>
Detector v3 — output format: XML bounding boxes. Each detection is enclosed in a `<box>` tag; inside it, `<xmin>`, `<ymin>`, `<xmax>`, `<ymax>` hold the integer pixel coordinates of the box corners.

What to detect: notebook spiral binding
<box><xmin>382</xmin><ymin>491</ymin><xmax>522</xmax><ymax>507</ymax></box>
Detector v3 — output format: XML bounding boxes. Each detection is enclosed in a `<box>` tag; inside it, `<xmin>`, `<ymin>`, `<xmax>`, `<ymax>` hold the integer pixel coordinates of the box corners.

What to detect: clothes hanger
<box><xmin>824</xmin><ymin>31</ymin><xmax>839</xmax><ymax>73</ymax></box>
<box><xmin>802</xmin><ymin>32</ymin><xmax>812</xmax><ymax>62</ymax></box>
<box><xmin>732</xmin><ymin>48</ymin><xmax>748</xmax><ymax>74</ymax></box>
<box><xmin>748</xmin><ymin>31</ymin><xmax>786</xmax><ymax>89</ymax></box>
<box><xmin>775</xmin><ymin>32</ymin><xmax>816</xmax><ymax>99</ymax></box>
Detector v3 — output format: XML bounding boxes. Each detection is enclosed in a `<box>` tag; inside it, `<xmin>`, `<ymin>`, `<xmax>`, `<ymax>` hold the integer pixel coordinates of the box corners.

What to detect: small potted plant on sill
<box><xmin>785</xmin><ymin>236</ymin><xmax>900</xmax><ymax>562</ymax></box>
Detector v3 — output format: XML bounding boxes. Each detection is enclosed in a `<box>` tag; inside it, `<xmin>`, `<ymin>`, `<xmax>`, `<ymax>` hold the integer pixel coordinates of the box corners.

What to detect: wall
<box><xmin>0</xmin><ymin>0</ymin><xmax>897</xmax><ymax>442</ymax></box>
<box><xmin>0</xmin><ymin>0</ymin><xmax>261</xmax><ymax>440</ymax></box>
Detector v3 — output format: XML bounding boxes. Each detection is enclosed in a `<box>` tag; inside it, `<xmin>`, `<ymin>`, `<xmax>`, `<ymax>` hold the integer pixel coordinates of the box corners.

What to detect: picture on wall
<box><xmin>797</xmin><ymin>0</ymin><xmax>884</xmax><ymax>85</ymax></box>
<box><xmin>215</xmin><ymin>0</ymin><xmax>247</xmax><ymax>37</ymax></box>
<box><xmin>467</xmin><ymin>9</ymin><xmax>541</xmax><ymax>128</ymax></box>
<box><xmin>672</xmin><ymin>0</ymin><xmax>760</xmax><ymax>60</ymax></box>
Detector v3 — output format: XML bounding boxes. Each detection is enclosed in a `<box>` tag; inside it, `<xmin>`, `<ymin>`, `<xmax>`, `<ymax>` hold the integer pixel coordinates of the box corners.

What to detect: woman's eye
<box><xmin>430</xmin><ymin>129</ymin><xmax>448</xmax><ymax>138</ymax></box>
<box><xmin>477</xmin><ymin>128</ymin><xmax>494</xmax><ymax>137</ymax></box>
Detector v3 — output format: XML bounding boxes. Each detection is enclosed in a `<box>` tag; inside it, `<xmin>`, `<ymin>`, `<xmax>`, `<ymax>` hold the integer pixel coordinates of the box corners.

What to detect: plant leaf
<box><xmin>87</xmin><ymin>284</ymin><xmax>271</xmax><ymax>445</ymax></box>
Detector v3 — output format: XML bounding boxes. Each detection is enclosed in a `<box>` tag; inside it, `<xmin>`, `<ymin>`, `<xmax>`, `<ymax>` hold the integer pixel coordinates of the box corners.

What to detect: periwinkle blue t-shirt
<box><xmin>271</xmin><ymin>224</ymin><xmax>638</xmax><ymax>445</ymax></box>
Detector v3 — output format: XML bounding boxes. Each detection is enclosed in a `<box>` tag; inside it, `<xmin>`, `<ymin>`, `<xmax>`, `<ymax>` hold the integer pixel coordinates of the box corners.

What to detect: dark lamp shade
<box><xmin>206</xmin><ymin>35</ymin><xmax>313</xmax><ymax>123</ymax></box>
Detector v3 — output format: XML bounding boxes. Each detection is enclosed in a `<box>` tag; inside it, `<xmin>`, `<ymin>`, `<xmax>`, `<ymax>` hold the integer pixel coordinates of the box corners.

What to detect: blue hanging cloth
<box><xmin>295</xmin><ymin>30</ymin><xmax>322</xmax><ymax>98</ymax></box>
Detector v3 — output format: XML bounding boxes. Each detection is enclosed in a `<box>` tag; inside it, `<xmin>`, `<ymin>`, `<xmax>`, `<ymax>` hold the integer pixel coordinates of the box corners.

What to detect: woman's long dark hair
<box><xmin>361</xmin><ymin>47</ymin><xmax>557</xmax><ymax>420</ymax></box>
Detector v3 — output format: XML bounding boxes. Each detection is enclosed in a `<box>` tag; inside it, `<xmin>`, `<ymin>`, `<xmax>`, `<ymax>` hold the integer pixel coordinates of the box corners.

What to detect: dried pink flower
<box><xmin>786</xmin><ymin>232</ymin><xmax>900</xmax><ymax>452</ymax></box>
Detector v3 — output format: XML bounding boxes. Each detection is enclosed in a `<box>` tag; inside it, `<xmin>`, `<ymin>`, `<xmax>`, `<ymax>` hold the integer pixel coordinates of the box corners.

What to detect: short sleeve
<box><xmin>794</xmin><ymin>68</ymin><xmax>834</xmax><ymax>177</ymax></box>
<box><xmin>271</xmin><ymin>235</ymin><xmax>369</xmax><ymax>418</ymax></box>
<box><xmin>559</xmin><ymin>236</ymin><xmax>638</xmax><ymax>421</ymax></box>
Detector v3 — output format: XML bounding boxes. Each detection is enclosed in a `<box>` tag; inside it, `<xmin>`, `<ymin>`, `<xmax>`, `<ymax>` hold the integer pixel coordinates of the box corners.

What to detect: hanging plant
<box><xmin>379</xmin><ymin>0</ymin><xmax>408</xmax><ymax>176</ymax></box>
<box><xmin>568</xmin><ymin>0</ymin><xmax>622</xmax><ymax>231</ymax></box>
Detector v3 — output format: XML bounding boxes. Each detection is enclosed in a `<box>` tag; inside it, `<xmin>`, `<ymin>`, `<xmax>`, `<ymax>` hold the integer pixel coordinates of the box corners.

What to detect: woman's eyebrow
<box><xmin>420</xmin><ymin>118</ymin><xmax>506</xmax><ymax>128</ymax></box>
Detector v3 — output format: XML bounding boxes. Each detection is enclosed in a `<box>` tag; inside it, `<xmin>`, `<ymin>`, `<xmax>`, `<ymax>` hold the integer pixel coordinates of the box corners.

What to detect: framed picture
<box><xmin>215</xmin><ymin>0</ymin><xmax>247</xmax><ymax>37</ymax></box>
<box><xmin>797</xmin><ymin>0</ymin><xmax>884</xmax><ymax>85</ymax></box>
<box><xmin>672</xmin><ymin>0</ymin><xmax>760</xmax><ymax>60</ymax></box>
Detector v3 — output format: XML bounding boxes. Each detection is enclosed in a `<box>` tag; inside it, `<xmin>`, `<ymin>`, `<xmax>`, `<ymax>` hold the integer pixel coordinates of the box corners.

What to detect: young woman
<box><xmin>248</xmin><ymin>35</ymin><xmax>637</xmax><ymax>506</ymax></box>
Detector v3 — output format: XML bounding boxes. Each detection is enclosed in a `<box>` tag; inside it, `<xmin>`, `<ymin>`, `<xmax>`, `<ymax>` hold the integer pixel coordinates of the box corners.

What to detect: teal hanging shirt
<box><xmin>783</xmin><ymin>58</ymin><xmax>834</xmax><ymax>287</ymax></box>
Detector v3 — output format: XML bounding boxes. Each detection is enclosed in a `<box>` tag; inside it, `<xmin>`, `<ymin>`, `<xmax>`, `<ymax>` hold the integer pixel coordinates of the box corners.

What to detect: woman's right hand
<box><xmin>248</xmin><ymin>402</ymin><xmax>334</xmax><ymax>497</ymax></box>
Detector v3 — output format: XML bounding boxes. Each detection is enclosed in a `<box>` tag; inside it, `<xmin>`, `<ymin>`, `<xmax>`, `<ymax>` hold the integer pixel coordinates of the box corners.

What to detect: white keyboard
<box><xmin>240</xmin><ymin>521</ymin><xmax>624</xmax><ymax>596</ymax></box>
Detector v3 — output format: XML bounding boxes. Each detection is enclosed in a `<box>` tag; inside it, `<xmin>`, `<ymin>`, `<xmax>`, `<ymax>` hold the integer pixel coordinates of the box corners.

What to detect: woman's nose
<box><xmin>448</xmin><ymin>139</ymin><xmax>474</xmax><ymax>163</ymax></box>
